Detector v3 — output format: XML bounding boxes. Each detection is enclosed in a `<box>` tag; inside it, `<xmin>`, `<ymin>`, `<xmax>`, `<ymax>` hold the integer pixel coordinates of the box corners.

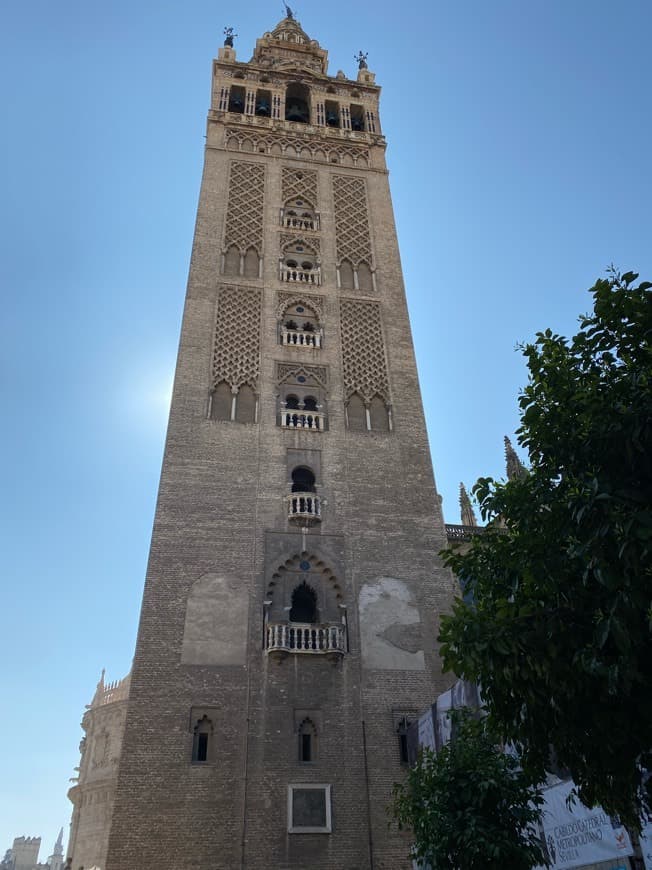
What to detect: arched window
<box><xmin>282</xmin><ymin>198</ymin><xmax>318</xmax><ymax>231</ymax></box>
<box><xmin>235</xmin><ymin>384</ymin><xmax>256</xmax><ymax>423</ymax></box>
<box><xmin>285</xmin><ymin>394</ymin><xmax>300</xmax><ymax>410</ymax></box>
<box><xmin>211</xmin><ymin>381</ymin><xmax>232</xmax><ymax>421</ymax></box>
<box><xmin>291</xmin><ymin>466</ymin><xmax>316</xmax><ymax>493</ymax></box>
<box><xmin>325</xmin><ymin>100</ymin><xmax>340</xmax><ymax>128</ymax></box>
<box><xmin>350</xmin><ymin>104</ymin><xmax>365</xmax><ymax>131</ymax></box>
<box><xmin>340</xmin><ymin>259</ymin><xmax>354</xmax><ymax>290</ymax></box>
<box><xmin>298</xmin><ymin>718</ymin><xmax>318</xmax><ymax>763</ymax></box>
<box><xmin>192</xmin><ymin>715</ymin><xmax>213</xmax><ymax>763</ymax></box>
<box><xmin>255</xmin><ymin>89</ymin><xmax>271</xmax><ymax>116</ymax></box>
<box><xmin>224</xmin><ymin>245</ymin><xmax>240</xmax><ymax>276</ymax></box>
<box><xmin>346</xmin><ymin>393</ymin><xmax>367</xmax><ymax>431</ymax></box>
<box><xmin>279</xmin><ymin>302</ymin><xmax>321</xmax><ymax>346</ymax></box>
<box><xmin>228</xmin><ymin>85</ymin><xmax>245</xmax><ymax>114</ymax></box>
<box><xmin>303</xmin><ymin>395</ymin><xmax>317</xmax><ymax>412</ymax></box>
<box><xmin>290</xmin><ymin>581</ymin><xmax>318</xmax><ymax>623</ymax></box>
<box><xmin>369</xmin><ymin>395</ymin><xmax>389</xmax><ymax>431</ymax></box>
<box><xmin>357</xmin><ymin>261</ymin><xmax>373</xmax><ymax>292</ymax></box>
<box><xmin>285</xmin><ymin>82</ymin><xmax>311</xmax><ymax>123</ymax></box>
<box><xmin>243</xmin><ymin>246</ymin><xmax>259</xmax><ymax>278</ymax></box>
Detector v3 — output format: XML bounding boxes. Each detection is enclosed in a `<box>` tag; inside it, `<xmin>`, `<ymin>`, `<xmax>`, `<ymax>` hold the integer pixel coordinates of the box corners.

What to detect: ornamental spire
<box><xmin>459</xmin><ymin>483</ymin><xmax>477</xmax><ymax>527</ymax></box>
<box><xmin>504</xmin><ymin>436</ymin><xmax>527</xmax><ymax>480</ymax></box>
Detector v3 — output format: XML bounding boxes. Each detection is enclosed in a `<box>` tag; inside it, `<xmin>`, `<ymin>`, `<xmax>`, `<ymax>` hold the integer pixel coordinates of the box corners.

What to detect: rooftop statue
<box><xmin>355</xmin><ymin>50</ymin><xmax>368</xmax><ymax>69</ymax></box>
<box><xmin>223</xmin><ymin>26</ymin><xmax>237</xmax><ymax>47</ymax></box>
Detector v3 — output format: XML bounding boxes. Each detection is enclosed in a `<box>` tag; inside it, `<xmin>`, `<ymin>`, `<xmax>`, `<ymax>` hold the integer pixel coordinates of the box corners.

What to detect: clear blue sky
<box><xmin>1</xmin><ymin>0</ymin><xmax>651</xmax><ymax>855</ymax></box>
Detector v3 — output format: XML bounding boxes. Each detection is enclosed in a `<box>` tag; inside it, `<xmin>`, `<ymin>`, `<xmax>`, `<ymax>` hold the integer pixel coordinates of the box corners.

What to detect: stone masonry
<box><xmin>104</xmin><ymin>15</ymin><xmax>457</xmax><ymax>870</ymax></box>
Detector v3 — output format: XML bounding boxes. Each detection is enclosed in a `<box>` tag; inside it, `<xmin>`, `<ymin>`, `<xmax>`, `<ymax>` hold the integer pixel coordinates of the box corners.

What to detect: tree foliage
<box><xmin>390</xmin><ymin>712</ymin><xmax>547</xmax><ymax>869</ymax></box>
<box><xmin>440</xmin><ymin>269</ymin><xmax>652</xmax><ymax>828</ymax></box>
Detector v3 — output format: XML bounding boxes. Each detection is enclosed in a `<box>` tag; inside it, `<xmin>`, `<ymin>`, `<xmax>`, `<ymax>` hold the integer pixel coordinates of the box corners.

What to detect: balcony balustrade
<box><xmin>286</xmin><ymin>492</ymin><xmax>321</xmax><ymax>522</ymax></box>
<box><xmin>280</xmin><ymin>264</ymin><xmax>321</xmax><ymax>285</ymax></box>
<box><xmin>281</xmin><ymin>411</ymin><xmax>325</xmax><ymax>430</ymax></box>
<box><xmin>266</xmin><ymin>622</ymin><xmax>345</xmax><ymax>655</ymax></box>
<box><xmin>280</xmin><ymin>210</ymin><xmax>320</xmax><ymax>231</ymax></box>
<box><xmin>281</xmin><ymin>328</ymin><xmax>322</xmax><ymax>348</ymax></box>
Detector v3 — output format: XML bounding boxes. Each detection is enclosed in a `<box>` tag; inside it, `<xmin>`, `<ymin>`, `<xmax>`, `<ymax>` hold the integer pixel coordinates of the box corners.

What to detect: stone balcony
<box><xmin>281</xmin><ymin>411</ymin><xmax>325</xmax><ymax>431</ymax></box>
<box><xmin>286</xmin><ymin>492</ymin><xmax>321</xmax><ymax>523</ymax></box>
<box><xmin>280</xmin><ymin>210</ymin><xmax>320</xmax><ymax>231</ymax></box>
<box><xmin>266</xmin><ymin>622</ymin><xmax>345</xmax><ymax>656</ymax></box>
<box><xmin>281</xmin><ymin>327</ymin><xmax>322</xmax><ymax>348</ymax></box>
<box><xmin>280</xmin><ymin>264</ymin><xmax>321</xmax><ymax>285</ymax></box>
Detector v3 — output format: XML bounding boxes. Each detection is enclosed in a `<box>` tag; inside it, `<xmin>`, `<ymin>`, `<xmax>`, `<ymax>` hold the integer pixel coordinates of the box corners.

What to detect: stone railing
<box><xmin>445</xmin><ymin>524</ymin><xmax>490</xmax><ymax>542</ymax></box>
<box><xmin>287</xmin><ymin>492</ymin><xmax>321</xmax><ymax>522</ymax></box>
<box><xmin>281</xmin><ymin>328</ymin><xmax>322</xmax><ymax>348</ymax></box>
<box><xmin>280</xmin><ymin>265</ymin><xmax>321</xmax><ymax>285</ymax></box>
<box><xmin>281</xmin><ymin>411</ymin><xmax>325</xmax><ymax>431</ymax></box>
<box><xmin>266</xmin><ymin>622</ymin><xmax>345</xmax><ymax>655</ymax></box>
<box><xmin>90</xmin><ymin>674</ymin><xmax>131</xmax><ymax>708</ymax></box>
<box><xmin>280</xmin><ymin>211</ymin><xmax>320</xmax><ymax>231</ymax></box>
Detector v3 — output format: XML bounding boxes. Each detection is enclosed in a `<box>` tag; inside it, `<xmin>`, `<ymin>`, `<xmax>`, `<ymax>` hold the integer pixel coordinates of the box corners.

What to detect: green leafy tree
<box><xmin>390</xmin><ymin>711</ymin><xmax>548</xmax><ymax>869</ymax></box>
<box><xmin>440</xmin><ymin>269</ymin><xmax>652</xmax><ymax>829</ymax></box>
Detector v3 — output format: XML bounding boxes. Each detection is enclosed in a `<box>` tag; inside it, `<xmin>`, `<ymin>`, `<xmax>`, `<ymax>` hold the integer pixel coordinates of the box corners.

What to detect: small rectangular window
<box><xmin>301</xmin><ymin>733</ymin><xmax>312</xmax><ymax>762</ymax></box>
<box><xmin>288</xmin><ymin>784</ymin><xmax>332</xmax><ymax>833</ymax></box>
<box><xmin>196</xmin><ymin>732</ymin><xmax>208</xmax><ymax>762</ymax></box>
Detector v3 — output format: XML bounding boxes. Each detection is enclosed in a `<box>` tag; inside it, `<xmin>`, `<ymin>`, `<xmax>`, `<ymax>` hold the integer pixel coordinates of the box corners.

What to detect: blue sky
<box><xmin>1</xmin><ymin>0</ymin><xmax>651</xmax><ymax>855</ymax></box>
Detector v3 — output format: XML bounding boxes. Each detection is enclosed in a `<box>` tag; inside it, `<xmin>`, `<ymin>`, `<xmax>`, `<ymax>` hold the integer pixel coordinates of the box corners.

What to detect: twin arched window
<box><xmin>346</xmin><ymin>393</ymin><xmax>390</xmax><ymax>432</ymax></box>
<box><xmin>211</xmin><ymin>382</ymin><xmax>257</xmax><ymax>424</ymax></box>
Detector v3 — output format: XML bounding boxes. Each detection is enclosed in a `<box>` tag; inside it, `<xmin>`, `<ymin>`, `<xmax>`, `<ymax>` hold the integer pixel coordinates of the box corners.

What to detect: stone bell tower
<box><xmin>105</xmin><ymin>12</ymin><xmax>455</xmax><ymax>870</ymax></box>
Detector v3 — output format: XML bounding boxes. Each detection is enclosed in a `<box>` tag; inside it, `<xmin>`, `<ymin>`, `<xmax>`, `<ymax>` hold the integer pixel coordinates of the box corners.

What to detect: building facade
<box><xmin>1</xmin><ymin>831</ymin><xmax>64</xmax><ymax>870</ymax></box>
<box><xmin>105</xmin><ymin>14</ymin><xmax>456</xmax><ymax>870</ymax></box>
<box><xmin>67</xmin><ymin>672</ymin><xmax>129</xmax><ymax>870</ymax></box>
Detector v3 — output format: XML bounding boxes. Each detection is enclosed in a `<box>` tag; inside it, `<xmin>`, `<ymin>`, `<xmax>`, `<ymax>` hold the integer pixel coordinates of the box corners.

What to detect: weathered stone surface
<box><xmin>103</xmin><ymin>13</ymin><xmax>457</xmax><ymax>870</ymax></box>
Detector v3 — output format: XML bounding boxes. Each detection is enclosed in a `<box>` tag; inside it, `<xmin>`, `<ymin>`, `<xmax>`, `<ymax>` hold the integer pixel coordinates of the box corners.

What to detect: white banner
<box><xmin>641</xmin><ymin>813</ymin><xmax>652</xmax><ymax>870</ymax></box>
<box><xmin>538</xmin><ymin>780</ymin><xmax>624</xmax><ymax>869</ymax></box>
<box><xmin>417</xmin><ymin>707</ymin><xmax>436</xmax><ymax>751</ymax></box>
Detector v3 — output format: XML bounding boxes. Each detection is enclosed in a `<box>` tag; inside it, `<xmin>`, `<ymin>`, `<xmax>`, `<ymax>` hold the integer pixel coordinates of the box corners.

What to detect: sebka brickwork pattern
<box><xmin>282</xmin><ymin>167</ymin><xmax>318</xmax><ymax>207</ymax></box>
<box><xmin>332</xmin><ymin>175</ymin><xmax>373</xmax><ymax>267</ymax></box>
<box><xmin>212</xmin><ymin>285</ymin><xmax>262</xmax><ymax>390</ymax></box>
<box><xmin>224</xmin><ymin>161</ymin><xmax>266</xmax><ymax>254</ymax></box>
<box><xmin>339</xmin><ymin>300</ymin><xmax>390</xmax><ymax>401</ymax></box>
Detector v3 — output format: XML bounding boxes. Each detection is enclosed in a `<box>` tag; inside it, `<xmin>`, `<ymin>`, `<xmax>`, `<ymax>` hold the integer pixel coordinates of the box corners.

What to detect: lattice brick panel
<box><xmin>224</xmin><ymin>162</ymin><xmax>265</xmax><ymax>254</ymax></box>
<box><xmin>282</xmin><ymin>167</ymin><xmax>318</xmax><ymax>208</ymax></box>
<box><xmin>276</xmin><ymin>363</ymin><xmax>328</xmax><ymax>388</ymax></box>
<box><xmin>212</xmin><ymin>286</ymin><xmax>262</xmax><ymax>390</ymax></box>
<box><xmin>340</xmin><ymin>301</ymin><xmax>389</xmax><ymax>402</ymax></box>
<box><xmin>332</xmin><ymin>175</ymin><xmax>372</xmax><ymax>267</ymax></box>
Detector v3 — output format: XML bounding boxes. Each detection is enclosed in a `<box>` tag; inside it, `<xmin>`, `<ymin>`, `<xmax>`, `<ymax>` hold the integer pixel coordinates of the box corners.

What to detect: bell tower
<box><xmin>105</xmin><ymin>13</ymin><xmax>454</xmax><ymax>870</ymax></box>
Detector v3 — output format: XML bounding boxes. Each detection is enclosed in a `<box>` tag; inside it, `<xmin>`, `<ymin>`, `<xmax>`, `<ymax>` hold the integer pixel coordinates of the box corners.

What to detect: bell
<box><xmin>351</xmin><ymin>118</ymin><xmax>363</xmax><ymax>131</ymax></box>
<box><xmin>326</xmin><ymin>112</ymin><xmax>339</xmax><ymax>127</ymax></box>
<box><xmin>256</xmin><ymin>100</ymin><xmax>270</xmax><ymax>116</ymax></box>
<box><xmin>286</xmin><ymin>102</ymin><xmax>307</xmax><ymax>122</ymax></box>
<box><xmin>230</xmin><ymin>96</ymin><xmax>243</xmax><ymax>111</ymax></box>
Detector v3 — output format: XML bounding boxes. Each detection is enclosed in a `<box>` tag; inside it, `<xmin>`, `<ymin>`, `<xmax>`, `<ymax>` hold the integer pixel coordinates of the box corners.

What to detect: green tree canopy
<box><xmin>390</xmin><ymin>712</ymin><xmax>547</xmax><ymax>869</ymax></box>
<box><xmin>440</xmin><ymin>269</ymin><xmax>652</xmax><ymax>829</ymax></box>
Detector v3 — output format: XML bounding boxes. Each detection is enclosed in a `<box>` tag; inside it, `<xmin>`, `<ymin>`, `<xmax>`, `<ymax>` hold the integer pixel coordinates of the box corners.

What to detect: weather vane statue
<box><xmin>283</xmin><ymin>3</ymin><xmax>295</xmax><ymax>20</ymax></box>
<box><xmin>223</xmin><ymin>26</ymin><xmax>237</xmax><ymax>47</ymax></box>
<box><xmin>355</xmin><ymin>50</ymin><xmax>369</xmax><ymax>70</ymax></box>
